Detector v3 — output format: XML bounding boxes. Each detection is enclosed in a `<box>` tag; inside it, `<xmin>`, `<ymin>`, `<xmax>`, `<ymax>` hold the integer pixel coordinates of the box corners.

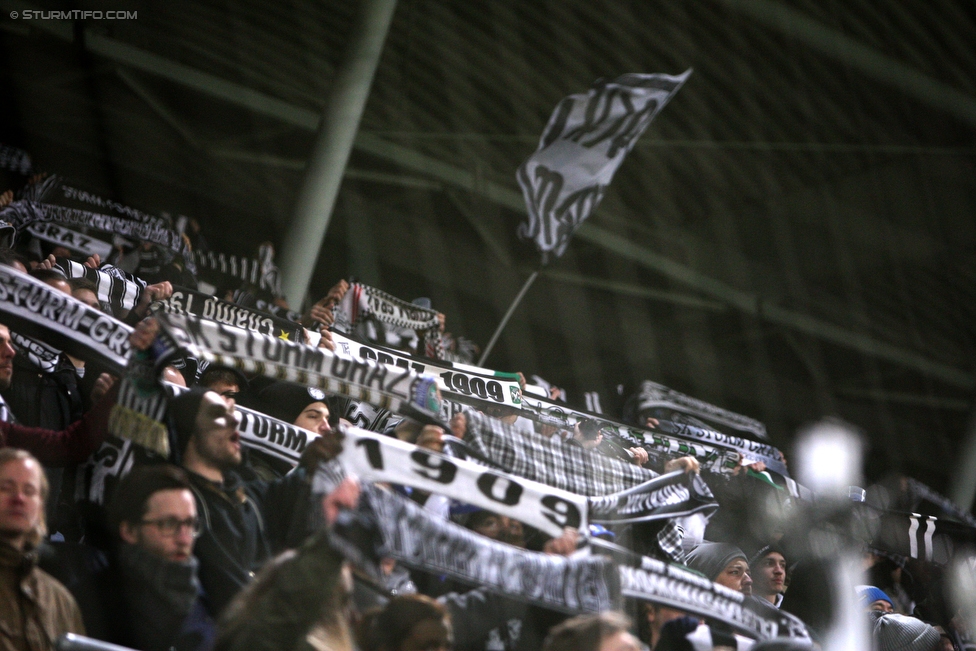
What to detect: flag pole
<box><xmin>477</xmin><ymin>269</ymin><xmax>540</xmax><ymax>366</ymax></box>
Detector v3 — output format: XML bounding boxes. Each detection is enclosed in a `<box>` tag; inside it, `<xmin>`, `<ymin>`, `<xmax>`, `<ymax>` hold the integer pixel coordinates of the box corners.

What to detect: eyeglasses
<box><xmin>140</xmin><ymin>517</ymin><xmax>202</xmax><ymax>538</ymax></box>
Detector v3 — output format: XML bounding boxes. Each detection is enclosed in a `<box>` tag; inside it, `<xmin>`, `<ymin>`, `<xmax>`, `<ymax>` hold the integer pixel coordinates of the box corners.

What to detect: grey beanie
<box><xmin>874</xmin><ymin>614</ymin><xmax>940</xmax><ymax>651</ymax></box>
<box><xmin>683</xmin><ymin>542</ymin><xmax>747</xmax><ymax>582</ymax></box>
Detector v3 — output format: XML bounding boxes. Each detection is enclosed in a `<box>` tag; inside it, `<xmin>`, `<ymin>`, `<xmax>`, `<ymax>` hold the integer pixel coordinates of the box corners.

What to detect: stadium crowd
<box><xmin>0</xmin><ymin>165</ymin><xmax>971</xmax><ymax>651</ymax></box>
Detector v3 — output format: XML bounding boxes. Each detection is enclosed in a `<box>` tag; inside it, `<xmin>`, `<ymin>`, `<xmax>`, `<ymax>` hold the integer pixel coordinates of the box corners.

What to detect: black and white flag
<box><xmin>517</xmin><ymin>71</ymin><xmax>691</xmax><ymax>263</ymax></box>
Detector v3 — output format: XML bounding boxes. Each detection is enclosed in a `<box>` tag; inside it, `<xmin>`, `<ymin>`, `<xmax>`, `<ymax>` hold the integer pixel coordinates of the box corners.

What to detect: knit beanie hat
<box><xmin>684</xmin><ymin>542</ymin><xmax>747</xmax><ymax>582</ymax></box>
<box><xmin>257</xmin><ymin>382</ymin><xmax>328</xmax><ymax>425</ymax></box>
<box><xmin>873</xmin><ymin>614</ymin><xmax>940</xmax><ymax>651</ymax></box>
<box><xmin>749</xmin><ymin>543</ymin><xmax>787</xmax><ymax>568</ymax></box>
<box><xmin>169</xmin><ymin>386</ymin><xmax>209</xmax><ymax>455</ymax></box>
<box><xmin>856</xmin><ymin>585</ymin><xmax>894</xmax><ymax>610</ymax></box>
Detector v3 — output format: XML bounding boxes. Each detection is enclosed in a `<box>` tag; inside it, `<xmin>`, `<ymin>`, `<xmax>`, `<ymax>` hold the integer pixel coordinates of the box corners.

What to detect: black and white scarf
<box><xmin>333</xmin><ymin>484</ymin><xmax>806</xmax><ymax>641</ymax></box>
<box><xmin>334</xmin><ymin>483</ymin><xmax>620</xmax><ymax>614</ymax></box>
<box><xmin>461</xmin><ymin>408</ymin><xmax>673</xmax><ymax>498</ymax></box>
<box><xmin>0</xmin><ymin>200</ymin><xmax>193</xmax><ymax>266</ymax></box>
<box><xmin>629</xmin><ymin>380</ymin><xmax>768</xmax><ymax>442</ymax></box>
<box><xmin>333</xmin><ymin>282</ymin><xmax>444</xmax><ymax>360</ymax></box>
<box><xmin>331</xmin><ymin>332</ymin><xmax>523</xmax><ymax>410</ymax></box>
<box><xmin>54</xmin><ymin>257</ymin><xmax>146</xmax><ymax>312</ymax></box>
<box><xmin>340</xmin><ymin>425</ymin><xmax>717</xmax><ymax>536</ymax></box>
<box><xmin>26</xmin><ymin>223</ymin><xmax>114</xmax><ymax>259</ymax></box>
<box><xmin>519</xmin><ymin>391</ymin><xmax>792</xmax><ymax>483</ymax></box>
<box><xmin>155</xmin><ymin>312</ymin><xmax>442</xmax><ymax>421</ymax></box>
<box><xmin>339</xmin><ymin>425</ymin><xmax>589</xmax><ymax>538</ymax></box>
<box><xmin>164</xmin><ymin>382</ymin><xmax>319</xmax><ymax>466</ymax></box>
<box><xmin>9</xmin><ymin>330</ymin><xmax>62</xmax><ymax>373</ymax></box>
<box><xmin>192</xmin><ymin>245</ymin><xmax>282</xmax><ymax>299</ymax></box>
<box><xmin>620</xmin><ymin>559</ymin><xmax>810</xmax><ymax>640</ymax></box>
<box><xmin>865</xmin><ymin>507</ymin><xmax>976</xmax><ymax>566</ymax></box>
<box><xmin>151</xmin><ymin>286</ymin><xmax>304</xmax><ymax>342</ymax></box>
<box><xmin>0</xmin><ymin>266</ymin><xmax>131</xmax><ymax>373</ymax></box>
<box><xmin>23</xmin><ymin>175</ymin><xmax>170</xmax><ymax>228</ymax></box>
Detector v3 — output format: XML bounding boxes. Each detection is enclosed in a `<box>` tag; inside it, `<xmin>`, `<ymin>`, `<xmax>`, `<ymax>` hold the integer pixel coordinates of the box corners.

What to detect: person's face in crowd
<box><xmin>50</xmin><ymin>246</ymin><xmax>72</xmax><ymax>258</ymax></box>
<box><xmin>716</xmin><ymin>558</ymin><xmax>752</xmax><ymax>594</ymax></box>
<box><xmin>162</xmin><ymin>366</ymin><xmax>187</xmax><ymax>387</ymax></box>
<box><xmin>754</xmin><ymin>552</ymin><xmax>787</xmax><ymax>599</ymax></box>
<box><xmin>0</xmin><ymin>458</ymin><xmax>44</xmax><ymax>551</ymax></box>
<box><xmin>72</xmin><ymin>287</ymin><xmax>100</xmax><ymax>310</ymax></box>
<box><xmin>43</xmin><ymin>277</ymin><xmax>72</xmax><ymax>296</ymax></box>
<box><xmin>599</xmin><ymin>631</ymin><xmax>642</xmax><ymax>651</ymax></box>
<box><xmin>191</xmin><ymin>391</ymin><xmax>242</xmax><ymax>470</ymax></box>
<box><xmin>867</xmin><ymin>599</ymin><xmax>894</xmax><ymax>614</ymax></box>
<box><xmin>294</xmin><ymin>401</ymin><xmax>332</xmax><ymax>437</ymax></box>
<box><xmin>471</xmin><ymin>513</ymin><xmax>504</xmax><ymax>540</ymax></box>
<box><xmin>120</xmin><ymin>488</ymin><xmax>197</xmax><ymax>563</ymax></box>
<box><xmin>206</xmin><ymin>380</ymin><xmax>240</xmax><ymax>407</ymax></box>
<box><xmin>573</xmin><ymin>422</ymin><xmax>603</xmax><ymax>449</ymax></box>
<box><xmin>400</xmin><ymin>618</ymin><xmax>453</xmax><ymax>651</ymax></box>
<box><xmin>0</xmin><ymin>324</ymin><xmax>16</xmax><ymax>391</ymax></box>
<box><xmin>504</xmin><ymin>518</ymin><xmax>526</xmax><ymax>548</ymax></box>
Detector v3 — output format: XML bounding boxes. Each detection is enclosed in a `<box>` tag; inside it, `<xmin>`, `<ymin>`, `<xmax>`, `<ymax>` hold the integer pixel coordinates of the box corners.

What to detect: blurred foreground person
<box><xmin>357</xmin><ymin>594</ymin><xmax>452</xmax><ymax>651</ymax></box>
<box><xmin>0</xmin><ymin>448</ymin><xmax>84</xmax><ymax>650</ymax></box>
<box><xmin>542</xmin><ymin>612</ymin><xmax>640</xmax><ymax>651</ymax></box>
<box><xmin>873</xmin><ymin>613</ymin><xmax>941</xmax><ymax>651</ymax></box>
<box><xmin>215</xmin><ymin>477</ymin><xmax>360</xmax><ymax>651</ymax></box>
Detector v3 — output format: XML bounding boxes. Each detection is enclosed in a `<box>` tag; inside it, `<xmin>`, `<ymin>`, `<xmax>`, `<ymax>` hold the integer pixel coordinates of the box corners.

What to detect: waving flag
<box><xmin>517</xmin><ymin>70</ymin><xmax>691</xmax><ymax>263</ymax></box>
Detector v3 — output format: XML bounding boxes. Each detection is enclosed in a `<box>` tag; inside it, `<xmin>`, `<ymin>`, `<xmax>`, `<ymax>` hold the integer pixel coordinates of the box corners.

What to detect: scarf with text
<box><xmin>341</xmin><ymin>425</ymin><xmax>718</xmax><ymax>536</ymax></box>
<box><xmin>0</xmin><ymin>266</ymin><xmax>131</xmax><ymax>373</ymax></box>
<box><xmin>155</xmin><ymin>312</ymin><xmax>442</xmax><ymax>421</ymax></box>
<box><xmin>0</xmin><ymin>200</ymin><xmax>194</xmax><ymax>265</ymax></box>
<box><xmin>9</xmin><ymin>330</ymin><xmax>62</xmax><ymax>373</ymax></box>
<box><xmin>338</xmin><ymin>425</ymin><xmax>588</xmax><ymax>538</ymax></box>
<box><xmin>27</xmin><ymin>223</ymin><xmax>114</xmax><ymax>259</ymax></box>
<box><xmin>333</xmin><ymin>282</ymin><xmax>444</xmax><ymax>360</ymax></box>
<box><xmin>165</xmin><ymin>382</ymin><xmax>319</xmax><ymax>465</ymax></box>
<box><xmin>151</xmin><ymin>286</ymin><xmax>303</xmax><ymax>342</ymax></box>
<box><xmin>333</xmin><ymin>482</ymin><xmax>620</xmax><ymax>614</ymax></box>
<box><xmin>228</xmin><ymin>291</ymin><xmax>304</xmax><ymax>324</ymax></box>
<box><xmin>331</xmin><ymin>331</ymin><xmax>523</xmax><ymax>410</ymax></box>
<box><xmin>22</xmin><ymin>174</ymin><xmax>169</xmax><ymax>228</ymax></box>
<box><xmin>620</xmin><ymin>559</ymin><xmax>810</xmax><ymax>640</ymax></box>
<box><xmin>629</xmin><ymin>380</ymin><xmax>768</xmax><ymax>441</ymax></box>
<box><xmin>335</xmin><ymin>483</ymin><xmax>803</xmax><ymax>640</ymax></box>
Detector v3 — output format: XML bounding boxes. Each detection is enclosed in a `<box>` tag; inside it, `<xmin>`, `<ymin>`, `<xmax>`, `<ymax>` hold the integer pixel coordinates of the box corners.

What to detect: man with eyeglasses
<box><xmin>107</xmin><ymin>464</ymin><xmax>215</xmax><ymax>651</ymax></box>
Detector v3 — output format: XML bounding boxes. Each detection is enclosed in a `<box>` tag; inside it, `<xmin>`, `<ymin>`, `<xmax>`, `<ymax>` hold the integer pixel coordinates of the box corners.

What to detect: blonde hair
<box><xmin>0</xmin><ymin>448</ymin><xmax>48</xmax><ymax>548</ymax></box>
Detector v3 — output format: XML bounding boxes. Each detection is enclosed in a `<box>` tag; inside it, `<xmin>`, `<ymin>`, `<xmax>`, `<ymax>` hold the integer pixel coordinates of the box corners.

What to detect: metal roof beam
<box><xmin>718</xmin><ymin>0</ymin><xmax>976</xmax><ymax>130</ymax></box>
